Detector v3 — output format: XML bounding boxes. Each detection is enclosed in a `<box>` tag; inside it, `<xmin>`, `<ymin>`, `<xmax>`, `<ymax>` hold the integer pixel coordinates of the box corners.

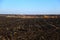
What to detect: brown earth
<box><xmin>0</xmin><ymin>15</ymin><xmax>60</xmax><ymax>40</ymax></box>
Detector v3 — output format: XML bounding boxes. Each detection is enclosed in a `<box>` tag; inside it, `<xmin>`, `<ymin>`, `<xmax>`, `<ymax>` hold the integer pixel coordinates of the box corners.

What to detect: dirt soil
<box><xmin>0</xmin><ymin>15</ymin><xmax>60</xmax><ymax>40</ymax></box>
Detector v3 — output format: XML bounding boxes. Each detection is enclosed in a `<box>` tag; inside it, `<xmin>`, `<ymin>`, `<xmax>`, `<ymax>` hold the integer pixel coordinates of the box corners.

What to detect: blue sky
<box><xmin>0</xmin><ymin>0</ymin><xmax>60</xmax><ymax>14</ymax></box>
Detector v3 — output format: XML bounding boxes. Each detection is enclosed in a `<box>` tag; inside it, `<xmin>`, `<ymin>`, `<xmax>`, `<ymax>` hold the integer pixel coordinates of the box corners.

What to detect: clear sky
<box><xmin>0</xmin><ymin>0</ymin><xmax>60</xmax><ymax>15</ymax></box>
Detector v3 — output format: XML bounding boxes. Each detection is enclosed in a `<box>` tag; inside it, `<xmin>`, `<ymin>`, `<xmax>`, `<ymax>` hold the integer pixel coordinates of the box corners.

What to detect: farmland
<box><xmin>0</xmin><ymin>15</ymin><xmax>60</xmax><ymax>40</ymax></box>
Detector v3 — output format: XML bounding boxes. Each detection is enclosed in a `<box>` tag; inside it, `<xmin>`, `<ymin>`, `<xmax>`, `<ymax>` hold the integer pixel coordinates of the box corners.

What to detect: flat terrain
<box><xmin>0</xmin><ymin>15</ymin><xmax>60</xmax><ymax>40</ymax></box>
